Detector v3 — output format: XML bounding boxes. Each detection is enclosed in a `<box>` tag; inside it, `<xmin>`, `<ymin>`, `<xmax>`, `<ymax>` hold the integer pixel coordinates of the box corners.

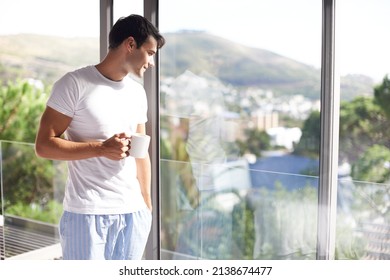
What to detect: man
<box><xmin>35</xmin><ymin>14</ymin><xmax>165</xmax><ymax>260</ymax></box>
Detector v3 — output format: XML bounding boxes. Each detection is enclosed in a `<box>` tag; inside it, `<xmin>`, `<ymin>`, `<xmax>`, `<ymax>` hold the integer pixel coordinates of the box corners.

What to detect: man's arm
<box><xmin>134</xmin><ymin>123</ymin><xmax>152</xmax><ymax>211</ymax></box>
<box><xmin>35</xmin><ymin>106</ymin><xmax>130</xmax><ymax>161</ymax></box>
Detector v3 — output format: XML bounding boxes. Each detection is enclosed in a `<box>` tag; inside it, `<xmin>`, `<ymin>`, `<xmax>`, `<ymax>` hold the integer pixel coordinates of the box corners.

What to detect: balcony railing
<box><xmin>1</xmin><ymin>140</ymin><xmax>389</xmax><ymax>260</ymax></box>
<box><xmin>159</xmin><ymin>159</ymin><xmax>390</xmax><ymax>260</ymax></box>
<box><xmin>0</xmin><ymin>215</ymin><xmax>61</xmax><ymax>259</ymax></box>
<box><xmin>0</xmin><ymin>140</ymin><xmax>64</xmax><ymax>260</ymax></box>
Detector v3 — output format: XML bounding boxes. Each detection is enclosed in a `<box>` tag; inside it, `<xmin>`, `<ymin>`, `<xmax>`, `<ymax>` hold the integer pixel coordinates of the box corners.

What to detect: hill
<box><xmin>0</xmin><ymin>32</ymin><xmax>374</xmax><ymax>100</ymax></box>
<box><xmin>160</xmin><ymin>31</ymin><xmax>374</xmax><ymax>100</ymax></box>
<box><xmin>161</xmin><ymin>31</ymin><xmax>322</xmax><ymax>98</ymax></box>
<box><xmin>0</xmin><ymin>34</ymin><xmax>99</xmax><ymax>84</ymax></box>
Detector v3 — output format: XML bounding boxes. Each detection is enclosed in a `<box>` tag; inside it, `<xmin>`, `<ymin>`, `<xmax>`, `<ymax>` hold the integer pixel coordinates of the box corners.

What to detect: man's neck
<box><xmin>95</xmin><ymin>52</ymin><xmax>127</xmax><ymax>82</ymax></box>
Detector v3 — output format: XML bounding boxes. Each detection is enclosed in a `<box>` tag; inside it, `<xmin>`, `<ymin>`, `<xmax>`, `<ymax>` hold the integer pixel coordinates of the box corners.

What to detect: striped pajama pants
<box><xmin>59</xmin><ymin>209</ymin><xmax>152</xmax><ymax>260</ymax></box>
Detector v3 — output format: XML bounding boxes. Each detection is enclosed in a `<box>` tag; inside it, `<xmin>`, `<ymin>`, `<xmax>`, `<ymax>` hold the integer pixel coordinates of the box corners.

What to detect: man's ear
<box><xmin>127</xmin><ymin>36</ymin><xmax>136</xmax><ymax>51</ymax></box>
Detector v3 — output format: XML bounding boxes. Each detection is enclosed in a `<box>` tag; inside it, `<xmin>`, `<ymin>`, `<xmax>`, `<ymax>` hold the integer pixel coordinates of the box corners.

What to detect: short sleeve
<box><xmin>46</xmin><ymin>73</ymin><xmax>79</xmax><ymax>117</ymax></box>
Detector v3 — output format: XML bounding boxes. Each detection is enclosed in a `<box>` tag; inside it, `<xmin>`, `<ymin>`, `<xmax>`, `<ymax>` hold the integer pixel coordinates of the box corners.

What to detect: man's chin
<box><xmin>129</xmin><ymin>71</ymin><xmax>143</xmax><ymax>79</ymax></box>
<box><xmin>137</xmin><ymin>69</ymin><xmax>146</xmax><ymax>78</ymax></box>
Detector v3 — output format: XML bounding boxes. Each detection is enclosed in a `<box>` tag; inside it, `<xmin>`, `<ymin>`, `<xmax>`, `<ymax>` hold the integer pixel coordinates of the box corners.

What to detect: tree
<box><xmin>0</xmin><ymin>80</ymin><xmax>63</xmax><ymax>224</ymax></box>
<box><xmin>236</xmin><ymin>128</ymin><xmax>271</xmax><ymax>157</ymax></box>
<box><xmin>374</xmin><ymin>75</ymin><xmax>390</xmax><ymax>118</ymax></box>
<box><xmin>294</xmin><ymin>110</ymin><xmax>320</xmax><ymax>158</ymax></box>
<box><xmin>296</xmin><ymin>76</ymin><xmax>390</xmax><ymax>162</ymax></box>
<box><xmin>351</xmin><ymin>144</ymin><xmax>390</xmax><ymax>183</ymax></box>
<box><xmin>0</xmin><ymin>80</ymin><xmax>47</xmax><ymax>142</ymax></box>
<box><xmin>339</xmin><ymin>96</ymin><xmax>390</xmax><ymax>162</ymax></box>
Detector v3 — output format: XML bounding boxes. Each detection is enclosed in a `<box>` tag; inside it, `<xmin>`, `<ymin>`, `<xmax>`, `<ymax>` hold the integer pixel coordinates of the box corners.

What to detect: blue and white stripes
<box><xmin>59</xmin><ymin>209</ymin><xmax>152</xmax><ymax>260</ymax></box>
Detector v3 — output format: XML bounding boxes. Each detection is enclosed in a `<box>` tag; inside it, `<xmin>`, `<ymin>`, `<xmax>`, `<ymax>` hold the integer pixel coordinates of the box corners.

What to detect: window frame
<box><xmin>317</xmin><ymin>0</ymin><xmax>339</xmax><ymax>260</ymax></box>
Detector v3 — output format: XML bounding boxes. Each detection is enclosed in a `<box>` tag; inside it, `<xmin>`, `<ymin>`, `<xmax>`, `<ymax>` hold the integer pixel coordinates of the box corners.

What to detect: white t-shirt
<box><xmin>47</xmin><ymin>65</ymin><xmax>148</xmax><ymax>214</ymax></box>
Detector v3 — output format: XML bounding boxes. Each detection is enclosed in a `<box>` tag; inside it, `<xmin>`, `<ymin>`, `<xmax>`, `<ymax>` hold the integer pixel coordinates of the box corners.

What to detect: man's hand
<box><xmin>101</xmin><ymin>132</ymin><xmax>131</xmax><ymax>160</ymax></box>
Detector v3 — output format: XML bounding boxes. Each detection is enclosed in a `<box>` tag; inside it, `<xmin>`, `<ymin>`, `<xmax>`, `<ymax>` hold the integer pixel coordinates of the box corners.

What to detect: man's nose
<box><xmin>148</xmin><ymin>56</ymin><xmax>155</xmax><ymax>67</ymax></box>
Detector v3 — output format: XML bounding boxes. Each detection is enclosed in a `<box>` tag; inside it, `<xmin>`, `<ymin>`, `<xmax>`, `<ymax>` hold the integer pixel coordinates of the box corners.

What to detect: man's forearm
<box><xmin>136</xmin><ymin>155</ymin><xmax>152</xmax><ymax>210</ymax></box>
<box><xmin>35</xmin><ymin>133</ymin><xmax>131</xmax><ymax>161</ymax></box>
<box><xmin>35</xmin><ymin>136</ymin><xmax>103</xmax><ymax>161</ymax></box>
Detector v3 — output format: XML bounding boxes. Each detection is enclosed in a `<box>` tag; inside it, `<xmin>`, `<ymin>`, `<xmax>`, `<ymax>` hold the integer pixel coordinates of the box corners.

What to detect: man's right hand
<box><xmin>101</xmin><ymin>133</ymin><xmax>131</xmax><ymax>160</ymax></box>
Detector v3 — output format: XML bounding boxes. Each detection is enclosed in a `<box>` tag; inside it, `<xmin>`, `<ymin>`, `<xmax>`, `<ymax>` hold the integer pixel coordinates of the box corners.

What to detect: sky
<box><xmin>0</xmin><ymin>0</ymin><xmax>389</xmax><ymax>82</ymax></box>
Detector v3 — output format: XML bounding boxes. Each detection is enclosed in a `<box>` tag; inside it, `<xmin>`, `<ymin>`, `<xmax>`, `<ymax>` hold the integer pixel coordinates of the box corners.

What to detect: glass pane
<box><xmin>337</xmin><ymin>0</ymin><xmax>390</xmax><ymax>260</ymax></box>
<box><xmin>113</xmin><ymin>0</ymin><xmax>143</xmax><ymax>22</ymax></box>
<box><xmin>160</xmin><ymin>0</ymin><xmax>322</xmax><ymax>260</ymax></box>
<box><xmin>0</xmin><ymin>0</ymin><xmax>99</xmax><ymax>84</ymax></box>
<box><xmin>0</xmin><ymin>141</ymin><xmax>66</xmax><ymax>259</ymax></box>
<box><xmin>0</xmin><ymin>0</ymin><xmax>99</xmax><ymax>259</ymax></box>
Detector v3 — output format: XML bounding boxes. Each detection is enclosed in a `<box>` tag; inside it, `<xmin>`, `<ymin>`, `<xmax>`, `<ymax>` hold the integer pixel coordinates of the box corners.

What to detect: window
<box><xmin>159</xmin><ymin>0</ymin><xmax>322</xmax><ymax>260</ymax></box>
<box><xmin>0</xmin><ymin>0</ymin><xmax>99</xmax><ymax>259</ymax></box>
<box><xmin>336</xmin><ymin>0</ymin><xmax>390</xmax><ymax>260</ymax></box>
<box><xmin>113</xmin><ymin>0</ymin><xmax>143</xmax><ymax>22</ymax></box>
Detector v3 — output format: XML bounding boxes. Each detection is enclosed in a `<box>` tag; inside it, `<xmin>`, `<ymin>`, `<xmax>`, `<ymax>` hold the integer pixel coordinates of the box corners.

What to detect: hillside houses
<box><xmin>161</xmin><ymin>70</ymin><xmax>319</xmax><ymax>151</ymax></box>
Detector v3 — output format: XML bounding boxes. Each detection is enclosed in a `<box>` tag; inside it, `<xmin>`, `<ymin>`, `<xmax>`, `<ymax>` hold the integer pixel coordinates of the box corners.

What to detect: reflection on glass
<box><xmin>337</xmin><ymin>0</ymin><xmax>390</xmax><ymax>260</ymax></box>
<box><xmin>164</xmin><ymin>71</ymin><xmax>240</xmax><ymax>191</ymax></box>
<box><xmin>160</xmin><ymin>160</ymin><xmax>319</xmax><ymax>259</ymax></box>
<box><xmin>160</xmin><ymin>0</ymin><xmax>322</xmax><ymax>259</ymax></box>
<box><xmin>336</xmin><ymin>178</ymin><xmax>390</xmax><ymax>260</ymax></box>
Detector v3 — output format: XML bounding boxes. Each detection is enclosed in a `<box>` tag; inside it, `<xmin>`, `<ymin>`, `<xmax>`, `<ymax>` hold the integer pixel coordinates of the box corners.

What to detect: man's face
<box><xmin>128</xmin><ymin>36</ymin><xmax>158</xmax><ymax>78</ymax></box>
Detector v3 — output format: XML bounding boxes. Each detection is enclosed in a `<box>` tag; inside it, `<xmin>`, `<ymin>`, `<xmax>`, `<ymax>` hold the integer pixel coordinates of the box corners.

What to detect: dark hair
<box><xmin>109</xmin><ymin>14</ymin><xmax>165</xmax><ymax>49</ymax></box>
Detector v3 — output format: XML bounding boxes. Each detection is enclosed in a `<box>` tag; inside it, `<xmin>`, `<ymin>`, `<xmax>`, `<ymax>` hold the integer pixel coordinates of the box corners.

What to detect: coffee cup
<box><xmin>129</xmin><ymin>133</ymin><xmax>150</xmax><ymax>158</ymax></box>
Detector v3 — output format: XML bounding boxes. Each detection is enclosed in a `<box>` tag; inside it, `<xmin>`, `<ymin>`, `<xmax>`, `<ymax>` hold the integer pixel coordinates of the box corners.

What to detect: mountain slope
<box><xmin>0</xmin><ymin>34</ymin><xmax>99</xmax><ymax>84</ymax></box>
<box><xmin>0</xmin><ymin>33</ymin><xmax>374</xmax><ymax>100</ymax></box>
<box><xmin>160</xmin><ymin>31</ymin><xmax>374</xmax><ymax>100</ymax></box>
<box><xmin>161</xmin><ymin>31</ymin><xmax>319</xmax><ymax>85</ymax></box>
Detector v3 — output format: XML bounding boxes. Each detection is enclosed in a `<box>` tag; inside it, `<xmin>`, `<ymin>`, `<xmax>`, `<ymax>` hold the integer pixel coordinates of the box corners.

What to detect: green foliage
<box><xmin>0</xmin><ymin>141</ymin><xmax>64</xmax><ymax>225</ymax></box>
<box><xmin>296</xmin><ymin>90</ymin><xmax>390</xmax><ymax>164</ymax></box>
<box><xmin>374</xmin><ymin>75</ymin><xmax>390</xmax><ymax>118</ymax></box>
<box><xmin>351</xmin><ymin>145</ymin><xmax>390</xmax><ymax>183</ymax></box>
<box><xmin>236</xmin><ymin>128</ymin><xmax>271</xmax><ymax>157</ymax></box>
<box><xmin>294</xmin><ymin>110</ymin><xmax>321</xmax><ymax>157</ymax></box>
<box><xmin>250</xmin><ymin>184</ymin><xmax>318</xmax><ymax>260</ymax></box>
<box><xmin>339</xmin><ymin>96</ymin><xmax>390</xmax><ymax>162</ymax></box>
<box><xmin>1</xmin><ymin>142</ymin><xmax>55</xmax><ymax>206</ymax></box>
<box><xmin>335</xmin><ymin>219</ymin><xmax>366</xmax><ymax>260</ymax></box>
<box><xmin>232</xmin><ymin>197</ymin><xmax>255</xmax><ymax>259</ymax></box>
<box><xmin>0</xmin><ymin>80</ymin><xmax>64</xmax><ymax>224</ymax></box>
<box><xmin>0</xmin><ymin>80</ymin><xmax>48</xmax><ymax>142</ymax></box>
<box><xmin>6</xmin><ymin>200</ymin><xmax>63</xmax><ymax>224</ymax></box>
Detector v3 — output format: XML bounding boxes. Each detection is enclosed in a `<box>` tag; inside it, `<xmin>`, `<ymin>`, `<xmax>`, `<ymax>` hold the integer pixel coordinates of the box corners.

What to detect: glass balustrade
<box><xmin>160</xmin><ymin>158</ymin><xmax>390</xmax><ymax>260</ymax></box>
<box><xmin>0</xmin><ymin>140</ymin><xmax>65</xmax><ymax>259</ymax></box>
<box><xmin>0</xmin><ymin>144</ymin><xmax>388</xmax><ymax>260</ymax></box>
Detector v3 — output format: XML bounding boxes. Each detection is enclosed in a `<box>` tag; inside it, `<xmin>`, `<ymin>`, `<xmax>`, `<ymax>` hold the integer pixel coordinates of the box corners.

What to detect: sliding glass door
<box><xmin>336</xmin><ymin>0</ymin><xmax>390</xmax><ymax>260</ymax></box>
<box><xmin>159</xmin><ymin>0</ymin><xmax>322</xmax><ymax>260</ymax></box>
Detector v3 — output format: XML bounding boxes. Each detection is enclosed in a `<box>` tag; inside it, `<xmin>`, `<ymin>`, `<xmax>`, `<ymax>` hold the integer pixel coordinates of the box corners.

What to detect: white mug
<box><xmin>129</xmin><ymin>133</ymin><xmax>150</xmax><ymax>158</ymax></box>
